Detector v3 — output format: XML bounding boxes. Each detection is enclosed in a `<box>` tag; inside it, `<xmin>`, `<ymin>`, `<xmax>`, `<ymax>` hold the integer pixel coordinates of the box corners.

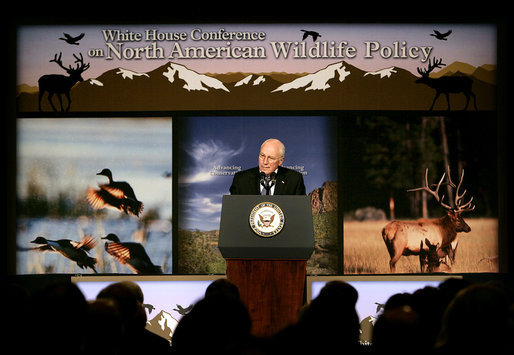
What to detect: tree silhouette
<box><xmin>360</xmin><ymin>115</ymin><xmax>441</xmax><ymax>219</ymax></box>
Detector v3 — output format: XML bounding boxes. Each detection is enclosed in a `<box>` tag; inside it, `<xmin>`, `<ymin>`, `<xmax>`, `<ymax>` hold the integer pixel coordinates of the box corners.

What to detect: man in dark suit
<box><xmin>229</xmin><ymin>138</ymin><xmax>306</xmax><ymax>195</ymax></box>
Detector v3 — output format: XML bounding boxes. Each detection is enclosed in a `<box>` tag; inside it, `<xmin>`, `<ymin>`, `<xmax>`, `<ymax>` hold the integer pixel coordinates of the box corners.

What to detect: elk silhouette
<box><xmin>38</xmin><ymin>52</ymin><xmax>90</xmax><ymax>112</ymax></box>
<box><xmin>382</xmin><ymin>167</ymin><xmax>475</xmax><ymax>273</ymax></box>
<box><xmin>416</xmin><ymin>58</ymin><xmax>477</xmax><ymax>111</ymax></box>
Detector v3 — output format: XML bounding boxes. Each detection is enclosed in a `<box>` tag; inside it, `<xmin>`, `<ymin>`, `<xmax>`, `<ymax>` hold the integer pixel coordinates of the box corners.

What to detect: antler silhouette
<box><xmin>417</xmin><ymin>57</ymin><xmax>446</xmax><ymax>77</ymax></box>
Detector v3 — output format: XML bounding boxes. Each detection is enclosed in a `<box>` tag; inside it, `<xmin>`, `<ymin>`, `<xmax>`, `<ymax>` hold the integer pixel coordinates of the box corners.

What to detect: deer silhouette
<box><xmin>38</xmin><ymin>52</ymin><xmax>90</xmax><ymax>112</ymax></box>
<box><xmin>416</xmin><ymin>58</ymin><xmax>477</xmax><ymax>111</ymax></box>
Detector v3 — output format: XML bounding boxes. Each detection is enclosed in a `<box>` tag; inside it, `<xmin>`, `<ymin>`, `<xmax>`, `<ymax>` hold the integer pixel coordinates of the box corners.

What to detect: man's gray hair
<box><xmin>261</xmin><ymin>138</ymin><xmax>285</xmax><ymax>158</ymax></box>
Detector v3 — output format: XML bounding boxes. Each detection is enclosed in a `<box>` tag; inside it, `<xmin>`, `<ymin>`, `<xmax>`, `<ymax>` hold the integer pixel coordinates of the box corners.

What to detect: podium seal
<box><xmin>249</xmin><ymin>202</ymin><xmax>285</xmax><ymax>237</ymax></box>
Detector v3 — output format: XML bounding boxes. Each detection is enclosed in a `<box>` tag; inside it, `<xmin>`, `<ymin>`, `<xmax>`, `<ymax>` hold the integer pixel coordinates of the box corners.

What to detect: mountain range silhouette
<box><xmin>17</xmin><ymin>60</ymin><xmax>496</xmax><ymax>112</ymax></box>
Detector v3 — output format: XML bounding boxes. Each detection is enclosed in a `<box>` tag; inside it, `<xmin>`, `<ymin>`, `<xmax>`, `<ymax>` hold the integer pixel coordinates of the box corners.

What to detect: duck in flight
<box><xmin>430</xmin><ymin>29</ymin><xmax>452</xmax><ymax>40</ymax></box>
<box><xmin>87</xmin><ymin>168</ymin><xmax>144</xmax><ymax>217</ymax></box>
<box><xmin>102</xmin><ymin>233</ymin><xmax>162</xmax><ymax>274</ymax></box>
<box><xmin>174</xmin><ymin>304</ymin><xmax>193</xmax><ymax>316</ymax></box>
<box><xmin>59</xmin><ymin>32</ymin><xmax>85</xmax><ymax>45</ymax></box>
<box><xmin>143</xmin><ymin>303</ymin><xmax>155</xmax><ymax>314</ymax></box>
<box><xmin>301</xmin><ymin>29</ymin><xmax>322</xmax><ymax>41</ymax></box>
<box><xmin>31</xmin><ymin>235</ymin><xmax>97</xmax><ymax>273</ymax></box>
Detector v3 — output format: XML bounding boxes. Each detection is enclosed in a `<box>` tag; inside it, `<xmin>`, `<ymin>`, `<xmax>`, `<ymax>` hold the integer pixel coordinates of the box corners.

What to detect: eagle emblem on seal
<box><xmin>259</xmin><ymin>213</ymin><xmax>275</xmax><ymax>227</ymax></box>
<box><xmin>249</xmin><ymin>202</ymin><xmax>285</xmax><ymax>238</ymax></box>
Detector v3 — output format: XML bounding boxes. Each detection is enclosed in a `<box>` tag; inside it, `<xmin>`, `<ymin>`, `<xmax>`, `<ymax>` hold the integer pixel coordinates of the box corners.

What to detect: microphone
<box><xmin>260</xmin><ymin>172</ymin><xmax>275</xmax><ymax>195</ymax></box>
<box><xmin>270</xmin><ymin>172</ymin><xmax>276</xmax><ymax>184</ymax></box>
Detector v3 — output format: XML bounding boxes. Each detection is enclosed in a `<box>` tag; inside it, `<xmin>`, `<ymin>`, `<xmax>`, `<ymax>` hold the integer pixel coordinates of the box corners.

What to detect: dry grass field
<box><xmin>343</xmin><ymin>218</ymin><xmax>499</xmax><ymax>274</ymax></box>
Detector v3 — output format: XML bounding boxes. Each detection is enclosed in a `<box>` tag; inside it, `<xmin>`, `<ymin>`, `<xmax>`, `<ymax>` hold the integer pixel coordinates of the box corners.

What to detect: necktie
<box><xmin>261</xmin><ymin>173</ymin><xmax>276</xmax><ymax>195</ymax></box>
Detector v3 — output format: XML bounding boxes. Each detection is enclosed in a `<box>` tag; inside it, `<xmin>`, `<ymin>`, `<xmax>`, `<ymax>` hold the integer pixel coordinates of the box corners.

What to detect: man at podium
<box><xmin>229</xmin><ymin>138</ymin><xmax>306</xmax><ymax>195</ymax></box>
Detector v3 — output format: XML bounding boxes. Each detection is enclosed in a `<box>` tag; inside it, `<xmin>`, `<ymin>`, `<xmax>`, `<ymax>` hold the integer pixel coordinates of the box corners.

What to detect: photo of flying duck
<box><xmin>30</xmin><ymin>235</ymin><xmax>97</xmax><ymax>273</ymax></box>
<box><xmin>102</xmin><ymin>233</ymin><xmax>163</xmax><ymax>274</ymax></box>
<box><xmin>16</xmin><ymin>117</ymin><xmax>172</xmax><ymax>275</ymax></box>
<box><xmin>87</xmin><ymin>168</ymin><xmax>144</xmax><ymax>217</ymax></box>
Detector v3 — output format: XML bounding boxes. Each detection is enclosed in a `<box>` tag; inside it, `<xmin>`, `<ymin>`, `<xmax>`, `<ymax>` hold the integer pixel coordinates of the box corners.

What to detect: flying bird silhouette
<box><xmin>173</xmin><ymin>304</ymin><xmax>193</xmax><ymax>315</ymax></box>
<box><xmin>102</xmin><ymin>233</ymin><xmax>162</xmax><ymax>274</ymax></box>
<box><xmin>31</xmin><ymin>235</ymin><xmax>97</xmax><ymax>273</ymax></box>
<box><xmin>59</xmin><ymin>32</ymin><xmax>85</xmax><ymax>45</ymax></box>
<box><xmin>87</xmin><ymin>168</ymin><xmax>144</xmax><ymax>217</ymax></box>
<box><xmin>143</xmin><ymin>303</ymin><xmax>155</xmax><ymax>314</ymax></box>
<box><xmin>430</xmin><ymin>30</ymin><xmax>452</xmax><ymax>40</ymax></box>
<box><xmin>301</xmin><ymin>29</ymin><xmax>322</xmax><ymax>41</ymax></box>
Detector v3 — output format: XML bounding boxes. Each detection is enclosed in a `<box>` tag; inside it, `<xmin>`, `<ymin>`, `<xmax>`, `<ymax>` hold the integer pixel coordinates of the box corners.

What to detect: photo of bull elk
<box><xmin>342</xmin><ymin>113</ymin><xmax>498</xmax><ymax>274</ymax></box>
<box><xmin>382</xmin><ymin>167</ymin><xmax>475</xmax><ymax>273</ymax></box>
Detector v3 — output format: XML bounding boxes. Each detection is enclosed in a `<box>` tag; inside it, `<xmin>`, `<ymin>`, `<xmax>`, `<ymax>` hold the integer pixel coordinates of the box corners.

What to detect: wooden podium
<box><xmin>219</xmin><ymin>195</ymin><xmax>314</xmax><ymax>337</ymax></box>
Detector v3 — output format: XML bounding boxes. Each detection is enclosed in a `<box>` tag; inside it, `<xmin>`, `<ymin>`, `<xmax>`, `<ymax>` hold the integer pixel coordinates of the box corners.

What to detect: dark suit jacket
<box><xmin>229</xmin><ymin>166</ymin><xmax>306</xmax><ymax>195</ymax></box>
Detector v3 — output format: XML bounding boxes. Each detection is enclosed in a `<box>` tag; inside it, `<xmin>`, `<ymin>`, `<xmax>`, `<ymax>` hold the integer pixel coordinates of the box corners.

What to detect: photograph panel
<box><xmin>341</xmin><ymin>113</ymin><xmax>498</xmax><ymax>274</ymax></box>
<box><xmin>16</xmin><ymin>117</ymin><xmax>172</xmax><ymax>274</ymax></box>
<box><xmin>175</xmin><ymin>115</ymin><xmax>338</xmax><ymax>274</ymax></box>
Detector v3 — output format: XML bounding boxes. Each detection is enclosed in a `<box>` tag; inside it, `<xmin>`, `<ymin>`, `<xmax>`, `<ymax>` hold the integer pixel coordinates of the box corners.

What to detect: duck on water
<box><xmin>31</xmin><ymin>235</ymin><xmax>97</xmax><ymax>273</ymax></box>
<box><xmin>102</xmin><ymin>233</ymin><xmax>162</xmax><ymax>274</ymax></box>
<box><xmin>87</xmin><ymin>168</ymin><xmax>144</xmax><ymax>217</ymax></box>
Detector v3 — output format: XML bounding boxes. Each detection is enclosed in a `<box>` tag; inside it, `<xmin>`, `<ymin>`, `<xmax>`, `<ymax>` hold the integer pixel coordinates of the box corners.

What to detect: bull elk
<box><xmin>38</xmin><ymin>52</ymin><xmax>90</xmax><ymax>112</ymax></box>
<box><xmin>382</xmin><ymin>167</ymin><xmax>475</xmax><ymax>273</ymax></box>
<box><xmin>416</xmin><ymin>57</ymin><xmax>477</xmax><ymax>111</ymax></box>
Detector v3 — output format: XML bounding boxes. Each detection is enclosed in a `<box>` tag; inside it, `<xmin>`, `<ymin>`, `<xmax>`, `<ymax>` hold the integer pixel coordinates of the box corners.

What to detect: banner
<box><xmin>17</xmin><ymin>24</ymin><xmax>496</xmax><ymax>112</ymax></box>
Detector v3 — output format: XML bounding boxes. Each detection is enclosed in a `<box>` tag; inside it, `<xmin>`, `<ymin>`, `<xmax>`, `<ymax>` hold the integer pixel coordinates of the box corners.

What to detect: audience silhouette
<box><xmin>5</xmin><ymin>277</ymin><xmax>512</xmax><ymax>355</ymax></box>
<box><xmin>204</xmin><ymin>277</ymin><xmax>241</xmax><ymax>299</ymax></box>
<box><xmin>434</xmin><ymin>282</ymin><xmax>511</xmax><ymax>355</ymax></box>
<box><xmin>373</xmin><ymin>302</ymin><xmax>421</xmax><ymax>355</ymax></box>
<box><xmin>84</xmin><ymin>297</ymin><xmax>123</xmax><ymax>354</ymax></box>
<box><xmin>170</xmin><ymin>278</ymin><xmax>256</xmax><ymax>354</ymax></box>
<box><xmin>271</xmin><ymin>280</ymin><xmax>361</xmax><ymax>354</ymax></box>
<box><xmin>96</xmin><ymin>281</ymin><xmax>171</xmax><ymax>354</ymax></box>
<box><xmin>26</xmin><ymin>280</ymin><xmax>89</xmax><ymax>355</ymax></box>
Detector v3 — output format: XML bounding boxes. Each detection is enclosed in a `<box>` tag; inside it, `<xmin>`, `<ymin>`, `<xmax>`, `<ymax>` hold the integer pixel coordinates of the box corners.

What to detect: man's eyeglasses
<box><xmin>259</xmin><ymin>153</ymin><xmax>282</xmax><ymax>163</ymax></box>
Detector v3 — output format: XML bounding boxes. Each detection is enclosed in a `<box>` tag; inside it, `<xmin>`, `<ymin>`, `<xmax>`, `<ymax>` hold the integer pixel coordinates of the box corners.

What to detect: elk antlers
<box><xmin>417</xmin><ymin>57</ymin><xmax>446</xmax><ymax>77</ymax></box>
<box><xmin>49</xmin><ymin>52</ymin><xmax>90</xmax><ymax>73</ymax></box>
<box><xmin>408</xmin><ymin>167</ymin><xmax>475</xmax><ymax>212</ymax></box>
<box><xmin>72</xmin><ymin>53</ymin><xmax>90</xmax><ymax>72</ymax></box>
<box><xmin>446</xmin><ymin>167</ymin><xmax>475</xmax><ymax>212</ymax></box>
<box><xmin>49</xmin><ymin>52</ymin><xmax>68</xmax><ymax>71</ymax></box>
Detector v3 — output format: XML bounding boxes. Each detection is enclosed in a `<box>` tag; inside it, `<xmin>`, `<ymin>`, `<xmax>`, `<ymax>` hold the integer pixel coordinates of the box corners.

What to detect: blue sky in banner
<box><xmin>17</xmin><ymin>23</ymin><xmax>496</xmax><ymax>87</ymax></box>
<box><xmin>177</xmin><ymin>116</ymin><xmax>336</xmax><ymax>231</ymax></box>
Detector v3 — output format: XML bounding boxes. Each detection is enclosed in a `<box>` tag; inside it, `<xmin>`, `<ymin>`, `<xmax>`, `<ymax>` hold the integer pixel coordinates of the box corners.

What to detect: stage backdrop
<box><xmin>13</xmin><ymin>22</ymin><xmax>500</xmax><ymax>275</ymax></box>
